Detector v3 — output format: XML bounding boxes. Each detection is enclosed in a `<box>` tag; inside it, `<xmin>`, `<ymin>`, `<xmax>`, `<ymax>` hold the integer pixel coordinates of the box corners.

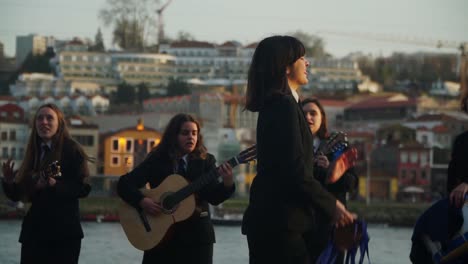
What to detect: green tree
<box><xmin>114</xmin><ymin>82</ymin><xmax>136</xmax><ymax>104</ymax></box>
<box><xmin>289</xmin><ymin>31</ymin><xmax>328</xmax><ymax>58</ymax></box>
<box><xmin>99</xmin><ymin>0</ymin><xmax>159</xmax><ymax>50</ymax></box>
<box><xmin>137</xmin><ymin>82</ymin><xmax>151</xmax><ymax>103</ymax></box>
<box><xmin>17</xmin><ymin>52</ymin><xmax>54</xmax><ymax>74</ymax></box>
<box><xmin>166</xmin><ymin>78</ymin><xmax>191</xmax><ymax>97</ymax></box>
<box><xmin>90</xmin><ymin>28</ymin><xmax>105</xmax><ymax>52</ymax></box>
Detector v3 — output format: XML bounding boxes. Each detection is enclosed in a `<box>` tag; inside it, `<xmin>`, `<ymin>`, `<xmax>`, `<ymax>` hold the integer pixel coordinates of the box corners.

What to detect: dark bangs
<box><xmin>286</xmin><ymin>36</ymin><xmax>306</xmax><ymax>65</ymax></box>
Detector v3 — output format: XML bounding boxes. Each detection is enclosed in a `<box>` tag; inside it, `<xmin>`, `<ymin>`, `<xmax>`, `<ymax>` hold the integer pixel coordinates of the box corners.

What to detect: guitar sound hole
<box><xmin>160</xmin><ymin>192</ymin><xmax>178</xmax><ymax>214</ymax></box>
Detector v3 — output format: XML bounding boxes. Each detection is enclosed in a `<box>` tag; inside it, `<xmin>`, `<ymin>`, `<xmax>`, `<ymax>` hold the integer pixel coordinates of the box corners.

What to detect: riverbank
<box><xmin>0</xmin><ymin>196</ymin><xmax>431</xmax><ymax>227</ymax></box>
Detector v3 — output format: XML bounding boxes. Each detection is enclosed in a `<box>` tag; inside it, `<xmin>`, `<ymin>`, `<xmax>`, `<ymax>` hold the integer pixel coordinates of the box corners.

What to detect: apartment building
<box><xmin>0</xmin><ymin>104</ymin><xmax>29</xmax><ymax>172</ymax></box>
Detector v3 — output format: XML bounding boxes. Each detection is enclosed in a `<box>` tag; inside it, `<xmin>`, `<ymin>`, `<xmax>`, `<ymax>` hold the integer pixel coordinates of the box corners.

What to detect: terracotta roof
<box><xmin>432</xmin><ymin>124</ymin><xmax>449</xmax><ymax>133</ymax></box>
<box><xmin>219</xmin><ymin>41</ymin><xmax>241</xmax><ymax>48</ymax></box>
<box><xmin>347</xmin><ymin>97</ymin><xmax>417</xmax><ymax>110</ymax></box>
<box><xmin>0</xmin><ymin>103</ymin><xmax>23</xmax><ymax>112</ymax></box>
<box><xmin>318</xmin><ymin>99</ymin><xmax>351</xmax><ymax>107</ymax></box>
<box><xmin>410</xmin><ymin>113</ymin><xmax>457</xmax><ymax>122</ymax></box>
<box><xmin>244</xmin><ymin>42</ymin><xmax>258</xmax><ymax>49</ymax></box>
<box><xmin>0</xmin><ymin>96</ymin><xmax>15</xmax><ymax>101</ymax></box>
<box><xmin>346</xmin><ymin>131</ymin><xmax>375</xmax><ymax>138</ymax></box>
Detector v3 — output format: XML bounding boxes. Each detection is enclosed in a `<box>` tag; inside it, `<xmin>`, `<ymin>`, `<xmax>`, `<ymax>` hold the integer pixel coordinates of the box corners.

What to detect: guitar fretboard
<box><xmin>165</xmin><ymin>157</ymin><xmax>239</xmax><ymax>208</ymax></box>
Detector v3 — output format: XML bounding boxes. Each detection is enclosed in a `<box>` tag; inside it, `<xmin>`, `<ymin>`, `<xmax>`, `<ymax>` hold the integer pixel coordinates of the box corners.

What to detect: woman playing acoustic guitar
<box><xmin>117</xmin><ymin>113</ymin><xmax>234</xmax><ymax>264</ymax></box>
<box><xmin>1</xmin><ymin>103</ymin><xmax>92</xmax><ymax>264</ymax></box>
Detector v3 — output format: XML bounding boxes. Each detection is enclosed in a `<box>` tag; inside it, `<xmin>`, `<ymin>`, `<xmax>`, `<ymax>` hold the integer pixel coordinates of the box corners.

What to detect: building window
<box><xmin>124</xmin><ymin>155</ymin><xmax>133</xmax><ymax>168</ymax></box>
<box><xmin>147</xmin><ymin>139</ymin><xmax>159</xmax><ymax>153</ymax></box>
<box><xmin>126</xmin><ymin>139</ymin><xmax>133</xmax><ymax>153</ymax></box>
<box><xmin>421</xmin><ymin>170</ymin><xmax>427</xmax><ymax>179</ymax></box>
<box><xmin>400</xmin><ymin>152</ymin><xmax>408</xmax><ymax>163</ymax></box>
<box><xmin>9</xmin><ymin>130</ymin><xmax>16</xmax><ymax>141</ymax></box>
<box><xmin>11</xmin><ymin>148</ymin><xmax>16</xmax><ymax>159</ymax></box>
<box><xmin>19</xmin><ymin>148</ymin><xmax>24</xmax><ymax>159</ymax></box>
<box><xmin>110</xmin><ymin>155</ymin><xmax>120</xmax><ymax>167</ymax></box>
<box><xmin>401</xmin><ymin>169</ymin><xmax>406</xmax><ymax>179</ymax></box>
<box><xmin>410</xmin><ymin>152</ymin><xmax>418</xmax><ymax>163</ymax></box>
<box><xmin>112</xmin><ymin>138</ymin><xmax>119</xmax><ymax>152</ymax></box>
<box><xmin>1</xmin><ymin>131</ymin><xmax>7</xmax><ymax>141</ymax></box>
<box><xmin>73</xmin><ymin>135</ymin><xmax>95</xmax><ymax>146</ymax></box>
<box><xmin>2</xmin><ymin>147</ymin><xmax>8</xmax><ymax>159</ymax></box>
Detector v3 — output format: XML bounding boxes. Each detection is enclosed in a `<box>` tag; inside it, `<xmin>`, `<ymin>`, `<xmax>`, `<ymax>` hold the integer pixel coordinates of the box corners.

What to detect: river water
<box><xmin>0</xmin><ymin>220</ymin><xmax>413</xmax><ymax>264</ymax></box>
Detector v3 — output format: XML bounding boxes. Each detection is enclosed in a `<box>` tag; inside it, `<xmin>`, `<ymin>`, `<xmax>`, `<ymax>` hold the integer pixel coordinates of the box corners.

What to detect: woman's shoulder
<box><xmin>454</xmin><ymin>131</ymin><xmax>468</xmax><ymax>145</ymax></box>
<box><xmin>264</xmin><ymin>94</ymin><xmax>297</xmax><ymax>111</ymax></box>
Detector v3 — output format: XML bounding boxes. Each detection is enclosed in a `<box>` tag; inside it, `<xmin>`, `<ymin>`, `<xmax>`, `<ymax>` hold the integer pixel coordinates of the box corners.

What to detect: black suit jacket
<box><xmin>447</xmin><ymin>130</ymin><xmax>468</xmax><ymax>193</ymax></box>
<box><xmin>117</xmin><ymin>152</ymin><xmax>235</xmax><ymax>246</ymax></box>
<box><xmin>2</xmin><ymin>138</ymin><xmax>90</xmax><ymax>243</ymax></box>
<box><xmin>242</xmin><ymin>94</ymin><xmax>336</xmax><ymax>235</ymax></box>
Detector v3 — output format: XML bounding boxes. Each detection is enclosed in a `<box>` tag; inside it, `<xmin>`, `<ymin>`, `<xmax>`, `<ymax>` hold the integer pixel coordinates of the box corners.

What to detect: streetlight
<box><xmin>366</xmin><ymin>142</ymin><xmax>372</xmax><ymax>205</ymax></box>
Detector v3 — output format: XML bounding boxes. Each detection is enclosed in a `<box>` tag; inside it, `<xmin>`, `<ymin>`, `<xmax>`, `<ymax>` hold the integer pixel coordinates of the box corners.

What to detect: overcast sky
<box><xmin>1</xmin><ymin>0</ymin><xmax>467</xmax><ymax>57</ymax></box>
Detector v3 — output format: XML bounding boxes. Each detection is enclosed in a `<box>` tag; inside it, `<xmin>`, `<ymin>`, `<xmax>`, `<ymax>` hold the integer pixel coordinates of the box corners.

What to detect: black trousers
<box><xmin>247</xmin><ymin>230</ymin><xmax>310</xmax><ymax>264</ymax></box>
<box><xmin>21</xmin><ymin>239</ymin><xmax>81</xmax><ymax>264</ymax></box>
<box><xmin>143</xmin><ymin>243</ymin><xmax>213</xmax><ymax>264</ymax></box>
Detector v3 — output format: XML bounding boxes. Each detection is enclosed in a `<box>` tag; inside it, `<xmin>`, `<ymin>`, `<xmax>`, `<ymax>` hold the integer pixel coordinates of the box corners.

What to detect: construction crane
<box><xmin>156</xmin><ymin>0</ymin><xmax>173</xmax><ymax>45</ymax></box>
<box><xmin>319</xmin><ymin>30</ymin><xmax>467</xmax><ymax>102</ymax></box>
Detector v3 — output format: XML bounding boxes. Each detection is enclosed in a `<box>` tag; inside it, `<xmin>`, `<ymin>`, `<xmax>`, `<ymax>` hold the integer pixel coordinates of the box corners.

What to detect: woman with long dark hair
<box><xmin>242</xmin><ymin>36</ymin><xmax>354</xmax><ymax>264</ymax></box>
<box><xmin>117</xmin><ymin>113</ymin><xmax>234</xmax><ymax>264</ymax></box>
<box><xmin>2</xmin><ymin>103</ymin><xmax>92</xmax><ymax>263</ymax></box>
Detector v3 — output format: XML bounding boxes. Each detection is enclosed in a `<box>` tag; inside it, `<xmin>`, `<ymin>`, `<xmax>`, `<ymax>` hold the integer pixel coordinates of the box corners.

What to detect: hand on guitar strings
<box><xmin>139</xmin><ymin>197</ymin><xmax>163</xmax><ymax>216</ymax></box>
<box><xmin>1</xmin><ymin>158</ymin><xmax>15</xmax><ymax>184</ymax></box>
<box><xmin>315</xmin><ymin>154</ymin><xmax>330</xmax><ymax>169</ymax></box>
<box><xmin>217</xmin><ymin>162</ymin><xmax>234</xmax><ymax>188</ymax></box>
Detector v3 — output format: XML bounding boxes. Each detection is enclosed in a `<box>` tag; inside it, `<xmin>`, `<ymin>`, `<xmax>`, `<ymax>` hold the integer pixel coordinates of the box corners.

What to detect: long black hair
<box><xmin>245</xmin><ymin>36</ymin><xmax>306</xmax><ymax>112</ymax></box>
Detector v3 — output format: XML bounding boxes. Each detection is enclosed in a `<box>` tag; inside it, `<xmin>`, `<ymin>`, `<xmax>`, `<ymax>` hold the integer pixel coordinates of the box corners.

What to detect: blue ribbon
<box><xmin>316</xmin><ymin>220</ymin><xmax>371</xmax><ymax>264</ymax></box>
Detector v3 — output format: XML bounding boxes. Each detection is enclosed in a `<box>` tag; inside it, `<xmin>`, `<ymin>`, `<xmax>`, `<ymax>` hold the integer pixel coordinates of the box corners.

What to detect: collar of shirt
<box><xmin>290</xmin><ymin>88</ymin><xmax>299</xmax><ymax>103</ymax></box>
<box><xmin>41</xmin><ymin>141</ymin><xmax>52</xmax><ymax>151</ymax></box>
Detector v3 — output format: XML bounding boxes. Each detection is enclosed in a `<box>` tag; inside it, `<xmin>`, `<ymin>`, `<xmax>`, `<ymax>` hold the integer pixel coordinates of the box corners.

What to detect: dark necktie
<box><xmin>177</xmin><ymin>159</ymin><xmax>186</xmax><ymax>175</ymax></box>
<box><xmin>41</xmin><ymin>144</ymin><xmax>51</xmax><ymax>161</ymax></box>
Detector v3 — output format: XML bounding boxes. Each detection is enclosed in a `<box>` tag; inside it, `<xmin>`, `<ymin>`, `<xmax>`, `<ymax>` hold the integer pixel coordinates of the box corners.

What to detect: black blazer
<box><xmin>2</xmin><ymin>138</ymin><xmax>90</xmax><ymax>243</ymax></box>
<box><xmin>117</xmin><ymin>152</ymin><xmax>235</xmax><ymax>246</ymax></box>
<box><xmin>242</xmin><ymin>94</ymin><xmax>336</xmax><ymax>234</ymax></box>
<box><xmin>447</xmin><ymin>130</ymin><xmax>468</xmax><ymax>193</ymax></box>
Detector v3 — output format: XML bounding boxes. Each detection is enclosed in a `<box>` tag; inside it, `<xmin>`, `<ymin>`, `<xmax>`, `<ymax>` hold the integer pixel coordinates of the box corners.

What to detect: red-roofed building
<box><xmin>343</xmin><ymin>94</ymin><xmax>418</xmax><ymax>130</ymax></box>
<box><xmin>0</xmin><ymin>103</ymin><xmax>25</xmax><ymax>120</ymax></box>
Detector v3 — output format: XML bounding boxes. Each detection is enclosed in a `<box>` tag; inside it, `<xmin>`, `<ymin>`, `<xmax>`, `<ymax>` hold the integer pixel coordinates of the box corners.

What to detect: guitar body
<box><xmin>118</xmin><ymin>145</ymin><xmax>257</xmax><ymax>251</ymax></box>
<box><xmin>119</xmin><ymin>174</ymin><xmax>196</xmax><ymax>251</ymax></box>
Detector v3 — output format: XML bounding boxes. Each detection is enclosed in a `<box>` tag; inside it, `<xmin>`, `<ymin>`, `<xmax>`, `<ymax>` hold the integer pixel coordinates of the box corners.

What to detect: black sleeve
<box><xmin>2</xmin><ymin>181</ymin><xmax>22</xmax><ymax>202</ymax></box>
<box><xmin>49</xmin><ymin>142</ymin><xmax>91</xmax><ymax>199</ymax></box>
<box><xmin>198</xmin><ymin>154</ymin><xmax>235</xmax><ymax>205</ymax></box>
<box><xmin>327</xmin><ymin>168</ymin><xmax>358</xmax><ymax>194</ymax></box>
<box><xmin>261</xmin><ymin>97</ymin><xmax>336</xmax><ymax>219</ymax></box>
<box><xmin>117</xmin><ymin>156</ymin><xmax>154</xmax><ymax>209</ymax></box>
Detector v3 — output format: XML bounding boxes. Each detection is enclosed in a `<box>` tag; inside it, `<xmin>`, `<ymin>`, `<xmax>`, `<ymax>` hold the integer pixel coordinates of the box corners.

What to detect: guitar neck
<box><xmin>170</xmin><ymin>157</ymin><xmax>239</xmax><ymax>205</ymax></box>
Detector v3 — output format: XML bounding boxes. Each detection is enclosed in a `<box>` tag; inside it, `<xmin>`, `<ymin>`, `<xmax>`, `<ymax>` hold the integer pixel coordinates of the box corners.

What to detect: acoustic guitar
<box><xmin>119</xmin><ymin>145</ymin><xmax>257</xmax><ymax>251</ymax></box>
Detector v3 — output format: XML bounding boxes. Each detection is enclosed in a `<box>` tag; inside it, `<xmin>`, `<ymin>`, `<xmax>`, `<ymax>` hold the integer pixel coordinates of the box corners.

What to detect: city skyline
<box><xmin>1</xmin><ymin>0</ymin><xmax>468</xmax><ymax>58</ymax></box>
